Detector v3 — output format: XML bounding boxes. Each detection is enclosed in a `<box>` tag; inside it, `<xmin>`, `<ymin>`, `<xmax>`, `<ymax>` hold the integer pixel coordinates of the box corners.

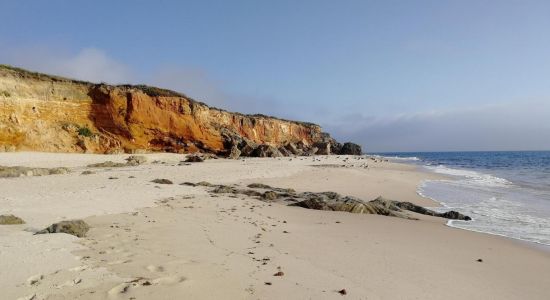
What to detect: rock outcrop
<box><xmin>0</xmin><ymin>165</ymin><xmax>69</xmax><ymax>177</ymax></box>
<box><xmin>0</xmin><ymin>65</ymin><xmax>361</xmax><ymax>156</ymax></box>
<box><xmin>192</xmin><ymin>182</ymin><xmax>471</xmax><ymax>221</ymax></box>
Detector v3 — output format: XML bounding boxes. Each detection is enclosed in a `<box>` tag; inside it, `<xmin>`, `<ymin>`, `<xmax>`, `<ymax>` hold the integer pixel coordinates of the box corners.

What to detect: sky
<box><xmin>1</xmin><ymin>0</ymin><xmax>549</xmax><ymax>152</ymax></box>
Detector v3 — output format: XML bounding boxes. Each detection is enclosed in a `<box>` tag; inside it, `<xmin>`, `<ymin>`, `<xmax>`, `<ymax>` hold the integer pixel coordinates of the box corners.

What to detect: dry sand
<box><xmin>0</xmin><ymin>152</ymin><xmax>549</xmax><ymax>300</ymax></box>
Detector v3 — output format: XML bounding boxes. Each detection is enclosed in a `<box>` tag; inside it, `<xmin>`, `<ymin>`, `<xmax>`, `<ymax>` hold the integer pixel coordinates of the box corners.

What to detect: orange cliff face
<box><xmin>0</xmin><ymin>65</ymin><xmax>327</xmax><ymax>154</ymax></box>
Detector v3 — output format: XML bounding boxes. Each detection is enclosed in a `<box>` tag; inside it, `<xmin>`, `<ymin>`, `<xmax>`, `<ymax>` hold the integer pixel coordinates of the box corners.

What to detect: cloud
<box><xmin>149</xmin><ymin>67</ymin><xmax>227</xmax><ymax>107</ymax></box>
<box><xmin>0</xmin><ymin>46</ymin><xmax>132</xmax><ymax>84</ymax></box>
<box><xmin>148</xmin><ymin>66</ymin><xmax>295</xmax><ymax>119</ymax></box>
<box><xmin>324</xmin><ymin>101</ymin><xmax>550</xmax><ymax>152</ymax></box>
<box><xmin>3</xmin><ymin>45</ymin><xmax>548</xmax><ymax>152</ymax></box>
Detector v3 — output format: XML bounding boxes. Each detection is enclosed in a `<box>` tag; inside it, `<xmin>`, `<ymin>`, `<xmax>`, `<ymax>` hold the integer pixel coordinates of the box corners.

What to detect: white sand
<box><xmin>1</xmin><ymin>152</ymin><xmax>549</xmax><ymax>300</ymax></box>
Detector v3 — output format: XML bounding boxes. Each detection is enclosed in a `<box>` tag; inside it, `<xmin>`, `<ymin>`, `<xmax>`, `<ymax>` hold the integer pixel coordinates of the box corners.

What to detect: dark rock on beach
<box><xmin>371</xmin><ymin>197</ymin><xmax>472</xmax><ymax>221</ymax></box>
<box><xmin>185</xmin><ymin>155</ymin><xmax>205</xmax><ymax>163</ymax></box>
<box><xmin>151</xmin><ymin>178</ymin><xmax>174</xmax><ymax>184</ymax></box>
<box><xmin>36</xmin><ymin>220</ymin><xmax>90</xmax><ymax>237</ymax></box>
<box><xmin>339</xmin><ymin>142</ymin><xmax>362</xmax><ymax>155</ymax></box>
<box><xmin>251</xmin><ymin>145</ymin><xmax>284</xmax><ymax>158</ymax></box>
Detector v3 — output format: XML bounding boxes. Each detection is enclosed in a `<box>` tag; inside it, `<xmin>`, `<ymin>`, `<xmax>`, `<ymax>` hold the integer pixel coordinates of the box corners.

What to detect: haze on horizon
<box><xmin>1</xmin><ymin>0</ymin><xmax>549</xmax><ymax>152</ymax></box>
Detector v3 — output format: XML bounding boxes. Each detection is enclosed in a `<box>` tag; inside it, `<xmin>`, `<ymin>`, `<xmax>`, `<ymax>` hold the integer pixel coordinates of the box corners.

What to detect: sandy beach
<box><xmin>1</xmin><ymin>152</ymin><xmax>549</xmax><ymax>300</ymax></box>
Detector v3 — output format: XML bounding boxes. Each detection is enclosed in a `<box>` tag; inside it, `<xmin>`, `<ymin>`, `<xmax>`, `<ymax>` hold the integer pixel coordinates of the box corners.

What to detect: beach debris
<box><xmin>338</xmin><ymin>289</ymin><xmax>347</xmax><ymax>295</ymax></box>
<box><xmin>0</xmin><ymin>214</ymin><xmax>25</xmax><ymax>225</ymax></box>
<box><xmin>0</xmin><ymin>166</ymin><xmax>69</xmax><ymax>177</ymax></box>
<box><xmin>35</xmin><ymin>220</ymin><xmax>90</xmax><ymax>237</ymax></box>
<box><xmin>151</xmin><ymin>178</ymin><xmax>173</xmax><ymax>184</ymax></box>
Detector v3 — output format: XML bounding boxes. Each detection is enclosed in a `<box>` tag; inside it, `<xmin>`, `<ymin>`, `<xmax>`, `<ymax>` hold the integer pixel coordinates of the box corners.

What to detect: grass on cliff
<box><xmin>0</xmin><ymin>90</ymin><xmax>10</xmax><ymax>97</ymax></box>
<box><xmin>77</xmin><ymin>126</ymin><xmax>94</xmax><ymax>137</ymax></box>
<box><xmin>0</xmin><ymin>64</ymin><xmax>318</xmax><ymax>127</ymax></box>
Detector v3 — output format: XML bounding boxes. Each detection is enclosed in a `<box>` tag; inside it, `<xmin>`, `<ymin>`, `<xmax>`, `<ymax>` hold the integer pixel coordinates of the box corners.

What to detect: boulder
<box><xmin>290</xmin><ymin>192</ymin><xmax>410</xmax><ymax>218</ymax></box>
<box><xmin>262</xmin><ymin>191</ymin><xmax>279</xmax><ymax>200</ymax></box>
<box><xmin>211</xmin><ymin>185</ymin><xmax>237</xmax><ymax>194</ymax></box>
<box><xmin>185</xmin><ymin>155</ymin><xmax>204</xmax><ymax>162</ymax></box>
<box><xmin>339</xmin><ymin>142</ymin><xmax>362</xmax><ymax>155</ymax></box>
<box><xmin>0</xmin><ymin>166</ymin><xmax>70</xmax><ymax>177</ymax></box>
<box><xmin>151</xmin><ymin>178</ymin><xmax>173</xmax><ymax>184</ymax></box>
<box><xmin>239</xmin><ymin>139</ymin><xmax>259</xmax><ymax>157</ymax></box>
<box><xmin>278</xmin><ymin>146</ymin><xmax>292</xmax><ymax>157</ymax></box>
<box><xmin>251</xmin><ymin>145</ymin><xmax>283</xmax><ymax>158</ymax></box>
<box><xmin>284</xmin><ymin>143</ymin><xmax>303</xmax><ymax>156</ymax></box>
<box><xmin>370</xmin><ymin>197</ymin><xmax>472</xmax><ymax>221</ymax></box>
<box><xmin>36</xmin><ymin>220</ymin><xmax>90</xmax><ymax>237</ymax></box>
<box><xmin>314</xmin><ymin>142</ymin><xmax>331</xmax><ymax>155</ymax></box>
<box><xmin>0</xmin><ymin>214</ymin><xmax>25</xmax><ymax>225</ymax></box>
<box><xmin>290</xmin><ymin>193</ymin><xmax>471</xmax><ymax>221</ymax></box>
<box><xmin>228</xmin><ymin>145</ymin><xmax>241</xmax><ymax>159</ymax></box>
<box><xmin>304</xmin><ymin>147</ymin><xmax>318</xmax><ymax>156</ymax></box>
<box><xmin>125</xmin><ymin>155</ymin><xmax>147</xmax><ymax>166</ymax></box>
<box><xmin>87</xmin><ymin>161</ymin><xmax>127</xmax><ymax>168</ymax></box>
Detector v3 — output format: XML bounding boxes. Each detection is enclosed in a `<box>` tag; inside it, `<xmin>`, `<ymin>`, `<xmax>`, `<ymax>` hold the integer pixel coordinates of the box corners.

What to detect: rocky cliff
<box><xmin>0</xmin><ymin>65</ymin><xmax>361</xmax><ymax>156</ymax></box>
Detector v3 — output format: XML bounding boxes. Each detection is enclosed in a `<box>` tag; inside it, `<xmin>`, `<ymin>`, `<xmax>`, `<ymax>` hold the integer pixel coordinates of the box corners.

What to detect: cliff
<box><xmin>0</xmin><ymin>65</ymin><xmax>360</xmax><ymax>156</ymax></box>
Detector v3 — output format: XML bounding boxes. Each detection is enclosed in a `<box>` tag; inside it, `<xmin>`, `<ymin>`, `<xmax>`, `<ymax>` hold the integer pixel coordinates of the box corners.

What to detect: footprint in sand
<box><xmin>26</xmin><ymin>274</ymin><xmax>43</xmax><ymax>286</ymax></box>
<box><xmin>16</xmin><ymin>294</ymin><xmax>36</xmax><ymax>300</ymax></box>
<box><xmin>108</xmin><ymin>282</ymin><xmax>131</xmax><ymax>298</ymax></box>
<box><xmin>146</xmin><ymin>265</ymin><xmax>165</xmax><ymax>272</ymax></box>
<box><xmin>151</xmin><ymin>275</ymin><xmax>187</xmax><ymax>285</ymax></box>
<box><xmin>107</xmin><ymin>259</ymin><xmax>132</xmax><ymax>265</ymax></box>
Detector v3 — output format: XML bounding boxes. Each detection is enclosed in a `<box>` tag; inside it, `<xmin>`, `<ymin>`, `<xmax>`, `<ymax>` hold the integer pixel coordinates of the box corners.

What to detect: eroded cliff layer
<box><xmin>0</xmin><ymin>65</ymin><xmax>360</xmax><ymax>156</ymax></box>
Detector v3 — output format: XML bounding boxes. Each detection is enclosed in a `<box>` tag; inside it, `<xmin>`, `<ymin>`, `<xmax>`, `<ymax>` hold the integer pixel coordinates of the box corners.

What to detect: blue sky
<box><xmin>1</xmin><ymin>0</ymin><xmax>549</xmax><ymax>151</ymax></box>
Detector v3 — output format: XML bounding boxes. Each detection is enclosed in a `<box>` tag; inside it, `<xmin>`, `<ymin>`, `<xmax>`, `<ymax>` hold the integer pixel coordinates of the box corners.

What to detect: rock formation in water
<box><xmin>0</xmin><ymin>65</ymin><xmax>361</xmax><ymax>156</ymax></box>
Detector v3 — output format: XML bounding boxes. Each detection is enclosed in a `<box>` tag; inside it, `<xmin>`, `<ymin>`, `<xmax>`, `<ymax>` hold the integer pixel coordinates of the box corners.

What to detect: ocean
<box><xmin>375</xmin><ymin>151</ymin><xmax>550</xmax><ymax>246</ymax></box>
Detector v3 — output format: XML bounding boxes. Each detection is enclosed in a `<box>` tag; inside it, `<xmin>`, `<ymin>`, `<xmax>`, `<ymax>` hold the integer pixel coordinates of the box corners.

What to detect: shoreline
<box><xmin>385</xmin><ymin>156</ymin><xmax>550</xmax><ymax>251</ymax></box>
<box><xmin>1</xmin><ymin>152</ymin><xmax>549</xmax><ymax>299</ymax></box>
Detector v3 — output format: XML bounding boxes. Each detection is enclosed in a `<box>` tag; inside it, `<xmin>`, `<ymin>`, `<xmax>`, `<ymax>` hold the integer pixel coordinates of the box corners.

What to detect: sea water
<box><xmin>376</xmin><ymin>151</ymin><xmax>550</xmax><ymax>246</ymax></box>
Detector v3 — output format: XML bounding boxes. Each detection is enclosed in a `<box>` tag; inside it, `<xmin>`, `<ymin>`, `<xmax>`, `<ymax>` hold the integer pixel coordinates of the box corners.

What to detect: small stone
<box><xmin>477</xmin><ymin>258</ymin><xmax>483</xmax><ymax>262</ymax></box>
<box><xmin>151</xmin><ymin>179</ymin><xmax>173</xmax><ymax>184</ymax></box>
<box><xmin>273</xmin><ymin>271</ymin><xmax>284</xmax><ymax>276</ymax></box>
<box><xmin>338</xmin><ymin>289</ymin><xmax>347</xmax><ymax>295</ymax></box>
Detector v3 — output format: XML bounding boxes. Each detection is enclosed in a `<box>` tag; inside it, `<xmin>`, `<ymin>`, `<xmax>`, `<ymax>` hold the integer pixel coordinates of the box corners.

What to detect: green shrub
<box><xmin>77</xmin><ymin>127</ymin><xmax>94</xmax><ymax>137</ymax></box>
<box><xmin>0</xmin><ymin>90</ymin><xmax>10</xmax><ymax>97</ymax></box>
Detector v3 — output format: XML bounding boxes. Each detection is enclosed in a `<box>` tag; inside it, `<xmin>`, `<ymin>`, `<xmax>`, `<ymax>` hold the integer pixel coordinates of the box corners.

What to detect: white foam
<box><xmin>376</xmin><ymin>155</ymin><xmax>420</xmax><ymax>161</ymax></box>
<box><xmin>425</xmin><ymin>165</ymin><xmax>512</xmax><ymax>187</ymax></box>
<box><xmin>418</xmin><ymin>179</ymin><xmax>550</xmax><ymax>246</ymax></box>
